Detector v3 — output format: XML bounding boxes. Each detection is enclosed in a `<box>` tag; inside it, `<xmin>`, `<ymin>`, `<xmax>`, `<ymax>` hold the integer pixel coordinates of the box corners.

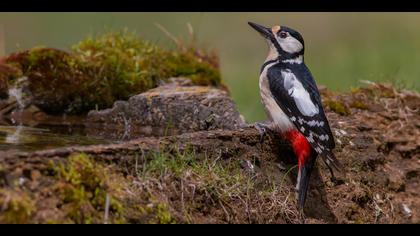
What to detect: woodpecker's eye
<box><xmin>279</xmin><ymin>32</ymin><xmax>287</xmax><ymax>38</ymax></box>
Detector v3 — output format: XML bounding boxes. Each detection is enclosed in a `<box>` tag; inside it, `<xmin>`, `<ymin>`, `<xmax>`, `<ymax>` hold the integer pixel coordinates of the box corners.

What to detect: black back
<box><xmin>266</xmin><ymin>62</ymin><xmax>335</xmax><ymax>155</ymax></box>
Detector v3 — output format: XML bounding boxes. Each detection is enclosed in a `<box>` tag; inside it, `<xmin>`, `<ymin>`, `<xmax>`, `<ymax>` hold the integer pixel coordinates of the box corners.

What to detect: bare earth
<box><xmin>0</xmin><ymin>82</ymin><xmax>418</xmax><ymax>224</ymax></box>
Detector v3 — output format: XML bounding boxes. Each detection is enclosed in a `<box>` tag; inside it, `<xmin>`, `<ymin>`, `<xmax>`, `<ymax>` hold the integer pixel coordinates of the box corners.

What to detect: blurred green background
<box><xmin>0</xmin><ymin>13</ymin><xmax>419</xmax><ymax>122</ymax></box>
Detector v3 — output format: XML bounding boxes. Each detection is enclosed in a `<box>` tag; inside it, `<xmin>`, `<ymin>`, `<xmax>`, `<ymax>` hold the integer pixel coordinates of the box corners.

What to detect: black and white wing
<box><xmin>266</xmin><ymin>64</ymin><xmax>341</xmax><ymax>169</ymax></box>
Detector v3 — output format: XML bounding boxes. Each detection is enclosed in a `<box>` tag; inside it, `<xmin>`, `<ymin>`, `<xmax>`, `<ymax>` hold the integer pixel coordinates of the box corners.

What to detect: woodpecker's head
<box><xmin>248</xmin><ymin>22</ymin><xmax>305</xmax><ymax>61</ymax></box>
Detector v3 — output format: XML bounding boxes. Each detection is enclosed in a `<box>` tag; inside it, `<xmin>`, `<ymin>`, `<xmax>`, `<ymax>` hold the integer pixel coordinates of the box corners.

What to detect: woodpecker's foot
<box><xmin>327</xmin><ymin>165</ymin><xmax>336</xmax><ymax>179</ymax></box>
<box><xmin>322</xmin><ymin>157</ymin><xmax>339</xmax><ymax>183</ymax></box>
<box><xmin>254</xmin><ymin>122</ymin><xmax>274</xmax><ymax>144</ymax></box>
<box><xmin>325</xmin><ymin>161</ymin><xmax>341</xmax><ymax>184</ymax></box>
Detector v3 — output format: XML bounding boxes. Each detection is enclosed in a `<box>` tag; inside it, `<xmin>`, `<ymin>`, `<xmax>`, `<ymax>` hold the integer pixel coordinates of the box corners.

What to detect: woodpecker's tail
<box><xmin>296</xmin><ymin>153</ymin><xmax>317</xmax><ymax>209</ymax></box>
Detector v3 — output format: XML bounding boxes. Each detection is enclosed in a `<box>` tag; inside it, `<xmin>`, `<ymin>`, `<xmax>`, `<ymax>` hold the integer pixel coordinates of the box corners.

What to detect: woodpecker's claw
<box><xmin>255</xmin><ymin>124</ymin><xmax>266</xmax><ymax>144</ymax></box>
<box><xmin>321</xmin><ymin>157</ymin><xmax>339</xmax><ymax>183</ymax></box>
<box><xmin>254</xmin><ymin>122</ymin><xmax>273</xmax><ymax>144</ymax></box>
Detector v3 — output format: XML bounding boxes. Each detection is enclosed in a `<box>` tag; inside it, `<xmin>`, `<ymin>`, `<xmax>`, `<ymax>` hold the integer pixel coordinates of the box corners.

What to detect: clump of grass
<box><xmin>50</xmin><ymin>153</ymin><xmax>125</xmax><ymax>224</ymax></box>
<box><xmin>140</xmin><ymin>149</ymin><xmax>247</xmax><ymax>202</ymax></box>
<box><xmin>0</xmin><ymin>188</ymin><xmax>36</xmax><ymax>224</ymax></box>
<box><xmin>139</xmin><ymin>149</ymin><xmax>196</xmax><ymax>178</ymax></box>
<box><xmin>132</xmin><ymin>147</ymin><xmax>300</xmax><ymax>224</ymax></box>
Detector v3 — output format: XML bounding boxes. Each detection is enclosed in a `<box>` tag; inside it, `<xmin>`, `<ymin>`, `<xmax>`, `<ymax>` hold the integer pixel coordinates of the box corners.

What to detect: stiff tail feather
<box><xmin>296</xmin><ymin>153</ymin><xmax>317</xmax><ymax>209</ymax></box>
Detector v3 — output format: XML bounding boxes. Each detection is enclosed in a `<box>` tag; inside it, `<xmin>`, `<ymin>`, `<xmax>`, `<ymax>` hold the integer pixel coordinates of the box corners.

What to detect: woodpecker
<box><xmin>248</xmin><ymin>22</ymin><xmax>342</xmax><ymax>208</ymax></box>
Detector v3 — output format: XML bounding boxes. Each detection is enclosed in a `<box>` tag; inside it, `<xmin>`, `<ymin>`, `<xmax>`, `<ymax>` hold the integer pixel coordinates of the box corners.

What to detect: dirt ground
<box><xmin>0</xmin><ymin>82</ymin><xmax>418</xmax><ymax>224</ymax></box>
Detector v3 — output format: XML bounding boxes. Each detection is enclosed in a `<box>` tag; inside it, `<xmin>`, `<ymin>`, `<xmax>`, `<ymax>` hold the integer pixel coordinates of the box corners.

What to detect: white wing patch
<box><xmin>281</xmin><ymin>69</ymin><xmax>319</xmax><ymax>117</ymax></box>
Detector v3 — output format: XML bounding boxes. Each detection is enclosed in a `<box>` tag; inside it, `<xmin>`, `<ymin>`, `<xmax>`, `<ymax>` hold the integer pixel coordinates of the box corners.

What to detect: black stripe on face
<box><xmin>260</xmin><ymin>59</ymin><xmax>278</xmax><ymax>74</ymax></box>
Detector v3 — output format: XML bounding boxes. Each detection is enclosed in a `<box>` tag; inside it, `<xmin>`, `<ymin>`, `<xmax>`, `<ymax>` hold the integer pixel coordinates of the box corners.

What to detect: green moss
<box><xmin>72</xmin><ymin>30</ymin><xmax>221</xmax><ymax>103</ymax></box>
<box><xmin>0</xmin><ymin>189</ymin><xmax>36</xmax><ymax>224</ymax></box>
<box><xmin>72</xmin><ymin>31</ymin><xmax>163</xmax><ymax>101</ymax></box>
<box><xmin>350</xmin><ymin>100</ymin><xmax>369</xmax><ymax>110</ymax></box>
<box><xmin>51</xmin><ymin>153</ymin><xmax>124</xmax><ymax>224</ymax></box>
<box><xmin>0</xmin><ymin>63</ymin><xmax>22</xmax><ymax>99</ymax></box>
<box><xmin>350</xmin><ymin>87</ymin><xmax>361</xmax><ymax>94</ymax></box>
<box><xmin>138</xmin><ymin>202</ymin><xmax>176</xmax><ymax>224</ymax></box>
<box><xmin>154</xmin><ymin>203</ymin><xmax>176</xmax><ymax>224</ymax></box>
<box><xmin>162</xmin><ymin>49</ymin><xmax>221</xmax><ymax>86</ymax></box>
<box><xmin>72</xmin><ymin>30</ymin><xmax>221</xmax><ymax>95</ymax></box>
<box><xmin>3</xmin><ymin>29</ymin><xmax>222</xmax><ymax>114</ymax></box>
<box><xmin>5</xmin><ymin>48</ymin><xmax>91</xmax><ymax>114</ymax></box>
<box><xmin>325</xmin><ymin>99</ymin><xmax>351</xmax><ymax>116</ymax></box>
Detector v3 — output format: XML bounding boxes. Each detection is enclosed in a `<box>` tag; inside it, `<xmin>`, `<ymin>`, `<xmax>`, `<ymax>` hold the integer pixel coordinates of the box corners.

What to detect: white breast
<box><xmin>259</xmin><ymin>63</ymin><xmax>295</xmax><ymax>133</ymax></box>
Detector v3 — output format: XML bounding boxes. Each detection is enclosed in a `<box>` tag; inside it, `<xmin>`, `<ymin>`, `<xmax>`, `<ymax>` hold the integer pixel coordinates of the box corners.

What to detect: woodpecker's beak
<box><xmin>296</xmin><ymin>157</ymin><xmax>316</xmax><ymax>209</ymax></box>
<box><xmin>248</xmin><ymin>22</ymin><xmax>273</xmax><ymax>39</ymax></box>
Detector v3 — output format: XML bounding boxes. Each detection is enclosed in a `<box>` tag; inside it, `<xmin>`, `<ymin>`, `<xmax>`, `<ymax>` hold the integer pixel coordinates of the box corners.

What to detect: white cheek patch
<box><xmin>282</xmin><ymin>69</ymin><xmax>319</xmax><ymax>117</ymax></box>
<box><xmin>276</xmin><ymin>35</ymin><xmax>303</xmax><ymax>54</ymax></box>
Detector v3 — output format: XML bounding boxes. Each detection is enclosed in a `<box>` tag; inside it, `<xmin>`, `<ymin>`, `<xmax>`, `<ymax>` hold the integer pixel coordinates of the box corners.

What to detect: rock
<box><xmin>86</xmin><ymin>78</ymin><xmax>245</xmax><ymax>139</ymax></box>
<box><xmin>401</xmin><ymin>203</ymin><xmax>412</xmax><ymax>218</ymax></box>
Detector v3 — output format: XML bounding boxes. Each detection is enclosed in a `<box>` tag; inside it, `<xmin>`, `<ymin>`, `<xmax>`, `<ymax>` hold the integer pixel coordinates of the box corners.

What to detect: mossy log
<box><xmin>0</xmin><ymin>128</ymin><xmax>289</xmax><ymax>173</ymax></box>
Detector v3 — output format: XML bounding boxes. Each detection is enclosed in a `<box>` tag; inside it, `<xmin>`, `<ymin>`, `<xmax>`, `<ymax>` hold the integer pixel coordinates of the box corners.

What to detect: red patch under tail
<box><xmin>284</xmin><ymin>130</ymin><xmax>311</xmax><ymax>169</ymax></box>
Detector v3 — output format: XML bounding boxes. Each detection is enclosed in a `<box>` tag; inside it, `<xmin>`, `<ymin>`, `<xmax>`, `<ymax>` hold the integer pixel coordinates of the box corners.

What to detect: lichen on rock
<box><xmin>86</xmin><ymin>77</ymin><xmax>245</xmax><ymax>139</ymax></box>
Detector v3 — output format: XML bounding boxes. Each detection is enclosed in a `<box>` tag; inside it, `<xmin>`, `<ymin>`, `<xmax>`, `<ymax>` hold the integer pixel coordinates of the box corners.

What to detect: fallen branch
<box><xmin>0</xmin><ymin>127</ymin><xmax>292</xmax><ymax>175</ymax></box>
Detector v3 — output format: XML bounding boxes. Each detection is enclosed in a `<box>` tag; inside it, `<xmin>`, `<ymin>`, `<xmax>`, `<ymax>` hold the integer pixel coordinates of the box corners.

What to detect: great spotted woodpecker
<box><xmin>248</xmin><ymin>22</ymin><xmax>342</xmax><ymax>208</ymax></box>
